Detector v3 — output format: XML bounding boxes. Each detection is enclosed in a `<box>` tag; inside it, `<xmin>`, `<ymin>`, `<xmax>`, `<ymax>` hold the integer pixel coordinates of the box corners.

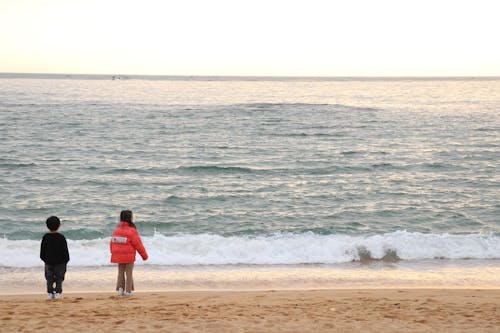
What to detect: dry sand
<box><xmin>1</xmin><ymin>289</ymin><xmax>499</xmax><ymax>332</ymax></box>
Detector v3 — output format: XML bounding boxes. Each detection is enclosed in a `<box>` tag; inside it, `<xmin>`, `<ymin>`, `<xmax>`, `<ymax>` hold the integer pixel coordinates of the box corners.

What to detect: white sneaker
<box><xmin>54</xmin><ymin>293</ymin><xmax>63</xmax><ymax>299</ymax></box>
<box><xmin>123</xmin><ymin>291</ymin><xmax>133</xmax><ymax>297</ymax></box>
<box><xmin>47</xmin><ymin>293</ymin><xmax>54</xmax><ymax>300</ymax></box>
<box><xmin>117</xmin><ymin>287</ymin><xmax>124</xmax><ymax>296</ymax></box>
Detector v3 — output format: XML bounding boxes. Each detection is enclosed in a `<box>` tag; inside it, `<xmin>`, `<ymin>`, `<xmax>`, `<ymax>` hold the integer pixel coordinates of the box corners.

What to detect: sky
<box><xmin>1</xmin><ymin>0</ymin><xmax>499</xmax><ymax>77</ymax></box>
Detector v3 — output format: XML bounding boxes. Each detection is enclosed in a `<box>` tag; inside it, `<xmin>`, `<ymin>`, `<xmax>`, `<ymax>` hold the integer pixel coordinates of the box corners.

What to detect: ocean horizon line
<box><xmin>1</xmin><ymin>72</ymin><xmax>500</xmax><ymax>81</ymax></box>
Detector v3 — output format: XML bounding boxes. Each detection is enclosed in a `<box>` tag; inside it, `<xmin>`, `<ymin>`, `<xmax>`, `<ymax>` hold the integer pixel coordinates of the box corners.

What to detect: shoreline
<box><xmin>1</xmin><ymin>289</ymin><xmax>499</xmax><ymax>332</ymax></box>
<box><xmin>2</xmin><ymin>286</ymin><xmax>500</xmax><ymax>297</ymax></box>
<box><xmin>2</xmin><ymin>260</ymin><xmax>499</xmax><ymax>295</ymax></box>
<box><xmin>1</xmin><ymin>286</ymin><xmax>500</xmax><ymax>297</ymax></box>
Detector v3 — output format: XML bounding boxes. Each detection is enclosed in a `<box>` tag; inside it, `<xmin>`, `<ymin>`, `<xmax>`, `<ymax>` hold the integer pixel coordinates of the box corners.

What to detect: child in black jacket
<box><xmin>40</xmin><ymin>216</ymin><xmax>70</xmax><ymax>299</ymax></box>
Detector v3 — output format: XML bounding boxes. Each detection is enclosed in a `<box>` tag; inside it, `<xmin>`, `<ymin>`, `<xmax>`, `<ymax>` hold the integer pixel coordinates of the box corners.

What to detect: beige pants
<box><xmin>116</xmin><ymin>263</ymin><xmax>134</xmax><ymax>292</ymax></box>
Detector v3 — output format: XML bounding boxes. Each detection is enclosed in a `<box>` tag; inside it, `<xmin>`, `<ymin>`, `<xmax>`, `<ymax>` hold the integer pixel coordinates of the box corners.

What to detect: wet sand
<box><xmin>1</xmin><ymin>289</ymin><xmax>499</xmax><ymax>332</ymax></box>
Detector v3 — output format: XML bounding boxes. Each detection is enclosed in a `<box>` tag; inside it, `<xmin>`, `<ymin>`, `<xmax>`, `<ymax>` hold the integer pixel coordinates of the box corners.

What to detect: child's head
<box><xmin>120</xmin><ymin>210</ymin><xmax>133</xmax><ymax>223</ymax></box>
<box><xmin>120</xmin><ymin>210</ymin><xmax>136</xmax><ymax>228</ymax></box>
<box><xmin>46</xmin><ymin>216</ymin><xmax>60</xmax><ymax>231</ymax></box>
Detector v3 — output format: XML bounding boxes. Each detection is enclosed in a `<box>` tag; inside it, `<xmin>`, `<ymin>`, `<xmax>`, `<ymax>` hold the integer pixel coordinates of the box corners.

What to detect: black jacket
<box><xmin>40</xmin><ymin>233</ymin><xmax>70</xmax><ymax>265</ymax></box>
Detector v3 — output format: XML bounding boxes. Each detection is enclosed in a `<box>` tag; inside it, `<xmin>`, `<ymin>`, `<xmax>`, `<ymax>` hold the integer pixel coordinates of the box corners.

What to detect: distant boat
<box><xmin>112</xmin><ymin>75</ymin><xmax>125</xmax><ymax>80</ymax></box>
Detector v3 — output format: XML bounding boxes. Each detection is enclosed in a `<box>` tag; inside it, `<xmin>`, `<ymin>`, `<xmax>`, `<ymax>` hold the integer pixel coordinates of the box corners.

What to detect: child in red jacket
<box><xmin>110</xmin><ymin>210</ymin><xmax>148</xmax><ymax>296</ymax></box>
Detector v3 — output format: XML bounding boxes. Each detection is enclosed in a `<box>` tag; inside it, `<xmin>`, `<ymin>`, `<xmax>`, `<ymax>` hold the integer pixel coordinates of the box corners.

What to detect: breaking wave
<box><xmin>1</xmin><ymin>231</ymin><xmax>498</xmax><ymax>268</ymax></box>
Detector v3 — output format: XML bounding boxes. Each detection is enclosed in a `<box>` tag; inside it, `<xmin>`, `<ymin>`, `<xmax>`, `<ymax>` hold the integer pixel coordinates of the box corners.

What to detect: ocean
<box><xmin>0</xmin><ymin>74</ymin><xmax>499</xmax><ymax>291</ymax></box>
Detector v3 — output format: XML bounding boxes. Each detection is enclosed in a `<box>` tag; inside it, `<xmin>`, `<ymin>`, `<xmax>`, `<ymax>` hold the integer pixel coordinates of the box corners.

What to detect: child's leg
<box><xmin>44</xmin><ymin>264</ymin><xmax>55</xmax><ymax>294</ymax></box>
<box><xmin>53</xmin><ymin>263</ymin><xmax>67</xmax><ymax>294</ymax></box>
<box><xmin>124</xmin><ymin>263</ymin><xmax>134</xmax><ymax>293</ymax></box>
<box><xmin>116</xmin><ymin>264</ymin><xmax>126</xmax><ymax>291</ymax></box>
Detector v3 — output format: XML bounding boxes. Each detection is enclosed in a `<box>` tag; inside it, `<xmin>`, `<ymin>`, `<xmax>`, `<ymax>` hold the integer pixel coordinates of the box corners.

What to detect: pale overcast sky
<box><xmin>1</xmin><ymin>0</ymin><xmax>499</xmax><ymax>76</ymax></box>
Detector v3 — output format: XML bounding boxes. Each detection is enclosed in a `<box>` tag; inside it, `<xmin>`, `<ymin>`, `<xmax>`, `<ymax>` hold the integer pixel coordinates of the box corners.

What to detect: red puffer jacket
<box><xmin>110</xmin><ymin>222</ymin><xmax>148</xmax><ymax>263</ymax></box>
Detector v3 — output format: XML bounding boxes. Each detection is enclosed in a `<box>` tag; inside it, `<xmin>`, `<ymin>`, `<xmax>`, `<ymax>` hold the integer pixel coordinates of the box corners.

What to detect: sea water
<box><xmin>0</xmin><ymin>75</ymin><xmax>499</xmax><ymax>291</ymax></box>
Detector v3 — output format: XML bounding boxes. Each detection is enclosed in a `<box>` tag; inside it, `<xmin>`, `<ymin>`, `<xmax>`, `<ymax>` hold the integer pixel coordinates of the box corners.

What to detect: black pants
<box><xmin>45</xmin><ymin>263</ymin><xmax>67</xmax><ymax>294</ymax></box>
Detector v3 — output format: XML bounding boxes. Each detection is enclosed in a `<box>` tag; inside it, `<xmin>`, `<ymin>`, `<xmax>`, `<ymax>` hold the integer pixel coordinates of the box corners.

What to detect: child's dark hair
<box><xmin>120</xmin><ymin>210</ymin><xmax>136</xmax><ymax>228</ymax></box>
<box><xmin>46</xmin><ymin>216</ymin><xmax>61</xmax><ymax>231</ymax></box>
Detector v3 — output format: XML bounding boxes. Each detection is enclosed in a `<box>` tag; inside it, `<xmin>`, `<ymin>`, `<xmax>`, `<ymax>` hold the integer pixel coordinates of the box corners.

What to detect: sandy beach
<box><xmin>1</xmin><ymin>289</ymin><xmax>499</xmax><ymax>332</ymax></box>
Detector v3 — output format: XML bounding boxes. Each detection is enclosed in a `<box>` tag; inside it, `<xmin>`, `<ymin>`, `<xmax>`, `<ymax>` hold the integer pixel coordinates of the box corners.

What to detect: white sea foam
<box><xmin>1</xmin><ymin>231</ymin><xmax>499</xmax><ymax>268</ymax></box>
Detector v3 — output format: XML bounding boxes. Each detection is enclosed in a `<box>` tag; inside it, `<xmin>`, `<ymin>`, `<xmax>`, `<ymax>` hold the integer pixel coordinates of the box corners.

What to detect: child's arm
<box><xmin>40</xmin><ymin>235</ymin><xmax>47</xmax><ymax>262</ymax></box>
<box><xmin>62</xmin><ymin>235</ymin><xmax>70</xmax><ymax>263</ymax></box>
<box><xmin>131</xmin><ymin>231</ymin><xmax>148</xmax><ymax>261</ymax></box>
